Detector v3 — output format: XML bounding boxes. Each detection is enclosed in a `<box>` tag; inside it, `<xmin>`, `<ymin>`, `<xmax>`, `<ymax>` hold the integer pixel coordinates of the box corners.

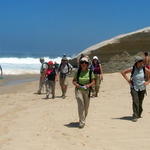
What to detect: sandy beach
<box><xmin>1</xmin><ymin>73</ymin><xmax>150</xmax><ymax>150</ymax></box>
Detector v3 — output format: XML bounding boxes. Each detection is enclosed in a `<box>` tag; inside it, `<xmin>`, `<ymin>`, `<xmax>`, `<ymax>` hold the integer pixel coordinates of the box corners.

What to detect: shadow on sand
<box><xmin>64</xmin><ymin>122</ymin><xmax>79</xmax><ymax>128</ymax></box>
<box><xmin>112</xmin><ymin>116</ymin><xmax>133</xmax><ymax>121</ymax></box>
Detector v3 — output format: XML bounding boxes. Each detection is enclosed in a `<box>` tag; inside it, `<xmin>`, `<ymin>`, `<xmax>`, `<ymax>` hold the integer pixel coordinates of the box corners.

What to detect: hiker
<box><xmin>54</xmin><ymin>61</ymin><xmax>59</xmax><ymax>73</ymax></box>
<box><xmin>144</xmin><ymin>52</ymin><xmax>150</xmax><ymax>80</ymax></box>
<box><xmin>73</xmin><ymin>56</ymin><xmax>95</xmax><ymax>128</ymax></box>
<box><xmin>58</xmin><ymin>55</ymin><xmax>73</xmax><ymax>98</ymax></box>
<box><xmin>37</xmin><ymin>58</ymin><xmax>48</xmax><ymax>94</ymax></box>
<box><xmin>121</xmin><ymin>56</ymin><xmax>150</xmax><ymax>122</ymax></box>
<box><xmin>45</xmin><ymin>61</ymin><xmax>57</xmax><ymax>99</ymax></box>
<box><xmin>144</xmin><ymin>52</ymin><xmax>150</xmax><ymax>69</ymax></box>
<box><xmin>0</xmin><ymin>65</ymin><xmax>3</xmax><ymax>78</ymax></box>
<box><xmin>90</xmin><ymin>56</ymin><xmax>103</xmax><ymax>97</ymax></box>
<box><xmin>77</xmin><ymin>53</ymin><xmax>85</xmax><ymax>67</ymax></box>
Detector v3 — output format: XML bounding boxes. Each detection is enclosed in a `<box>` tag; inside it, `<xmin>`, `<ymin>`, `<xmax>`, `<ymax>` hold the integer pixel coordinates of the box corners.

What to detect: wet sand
<box><xmin>0</xmin><ymin>73</ymin><xmax>150</xmax><ymax>150</ymax></box>
<box><xmin>0</xmin><ymin>74</ymin><xmax>39</xmax><ymax>94</ymax></box>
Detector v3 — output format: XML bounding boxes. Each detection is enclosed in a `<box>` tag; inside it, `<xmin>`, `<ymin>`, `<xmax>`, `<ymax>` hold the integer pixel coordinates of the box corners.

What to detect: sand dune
<box><xmin>0</xmin><ymin>73</ymin><xmax>150</xmax><ymax>150</ymax></box>
<box><xmin>70</xmin><ymin>27</ymin><xmax>150</xmax><ymax>73</ymax></box>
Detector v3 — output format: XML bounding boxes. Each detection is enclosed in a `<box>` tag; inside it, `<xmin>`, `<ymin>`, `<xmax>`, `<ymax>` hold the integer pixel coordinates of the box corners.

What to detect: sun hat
<box><xmin>135</xmin><ymin>56</ymin><xmax>144</xmax><ymax>63</ymax></box>
<box><xmin>48</xmin><ymin>61</ymin><xmax>53</xmax><ymax>65</ymax></box>
<box><xmin>80</xmin><ymin>57</ymin><xmax>89</xmax><ymax>63</ymax></box>
<box><xmin>93</xmin><ymin>56</ymin><xmax>98</xmax><ymax>60</ymax></box>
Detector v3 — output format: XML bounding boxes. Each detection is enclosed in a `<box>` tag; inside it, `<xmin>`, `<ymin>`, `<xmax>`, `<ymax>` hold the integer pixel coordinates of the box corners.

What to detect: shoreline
<box><xmin>0</xmin><ymin>74</ymin><xmax>39</xmax><ymax>86</ymax></box>
<box><xmin>0</xmin><ymin>74</ymin><xmax>39</xmax><ymax>94</ymax></box>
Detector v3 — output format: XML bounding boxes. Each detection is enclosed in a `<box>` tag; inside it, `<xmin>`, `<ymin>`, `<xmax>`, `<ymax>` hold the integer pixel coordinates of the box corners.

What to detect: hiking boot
<box><xmin>95</xmin><ymin>92</ymin><xmax>98</xmax><ymax>97</ymax></box>
<box><xmin>132</xmin><ymin>118</ymin><xmax>138</xmax><ymax>122</ymax></box>
<box><xmin>62</xmin><ymin>95</ymin><xmax>66</xmax><ymax>99</ymax></box>
<box><xmin>91</xmin><ymin>95</ymin><xmax>95</xmax><ymax>98</ymax></box>
<box><xmin>52</xmin><ymin>95</ymin><xmax>55</xmax><ymax>99</ymax></box>
<box><xmin>79</xmin><ymin>123</ymin><xmax>85</xmax><ymax>129</ymax></box>
<box><xmin>37</xmin><ymin>91</ymin><xmax>41</xmax><ymax>94</ymax></box>
<box><xmin>46</xmin><ymin>95</ymin><xmax>49</xmax><ymax>99</ymax></box>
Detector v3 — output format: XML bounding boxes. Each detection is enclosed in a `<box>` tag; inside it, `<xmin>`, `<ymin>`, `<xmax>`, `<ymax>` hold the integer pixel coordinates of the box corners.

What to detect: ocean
<box><xmin>0</xmin><ymin>50</ymin><xmax>70</xmax><ymax>75</ymax></box>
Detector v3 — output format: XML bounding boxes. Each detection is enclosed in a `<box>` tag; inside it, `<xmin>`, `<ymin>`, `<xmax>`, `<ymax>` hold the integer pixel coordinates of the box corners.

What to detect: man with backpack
<box><xmin>58</xmin><ymin>55</ymin><xmax>73</xmax><ymax>99</ymax></box>
<box><xmin>0</xmin><ymin>65</ymin><xmax>3</xmax><ymax>79</ymax></box>
<box><xmin>37</xmin><ymin>58</ymin><xmax>48</xmax><ymax>94</ymax></box>
<box><xmin>121</xmin><ymin>56</ymin><xmax>150</xmax><ymax>122</ymax></box>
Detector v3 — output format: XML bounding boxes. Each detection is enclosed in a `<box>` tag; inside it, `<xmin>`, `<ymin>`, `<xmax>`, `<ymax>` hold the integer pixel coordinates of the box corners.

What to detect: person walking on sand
<box><xmin>73</xmin><ymin>56</ymin><xmax>95</xmax><ymax>128</ymax></box>
<box><xmin>58</xmin><ymin>55</ymin><xmax>73</xmax><ymax>99</ymax></box>
<box><xmin>45</xmin><ymin>61</ymin><xmax>57</xmax><ymax>99</ymax></box>
<box><xmin>90</xmin><ymin>56</ymin><xmax>103</xmax><ymax>97</ymax></box>
<box><xmin>37</xmin><ymin>58</ymin><xmax>48</xmax><ymax>94</ymax></box>
<box><xmin>144</xmin><ymin>52</ymin><xmax>150</xmax><ymax>80</ymax></box>
<box><xmin>144</xmin><ymin>52</ymin><xmax>150</xmax><ymax>69</ymax></box>
<box><xmin>0</xmin><ymin>65</ymin><xmax>3</xmax><ymax>78</ymax></box>
<box><xmin>121</xmin><ymin>56</ymin><xmax>150</xmax><ymax>122</ymax></box>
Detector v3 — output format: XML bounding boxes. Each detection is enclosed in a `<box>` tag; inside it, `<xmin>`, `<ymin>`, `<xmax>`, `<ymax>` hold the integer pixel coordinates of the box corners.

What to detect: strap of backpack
<box><xmin>89</xmin><ymin>69</ymin><xmax>92</xmax><ymax>83</ymax></box>
<box><xmin>76</xmin><ymin>68</ymin><xmax>81</xmax><ymax>84</ymax></box>
<box><xmin>131</xmin><ymin>65</ymin><xmax>135</xmax><ymax>79</ymax></box>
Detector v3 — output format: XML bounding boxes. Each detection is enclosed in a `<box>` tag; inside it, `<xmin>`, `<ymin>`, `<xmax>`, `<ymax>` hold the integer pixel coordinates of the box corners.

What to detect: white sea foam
<box><xmin>0</xmin><ymin>57</ymin><xmax>66</xmax><ymax>75</ymax></box>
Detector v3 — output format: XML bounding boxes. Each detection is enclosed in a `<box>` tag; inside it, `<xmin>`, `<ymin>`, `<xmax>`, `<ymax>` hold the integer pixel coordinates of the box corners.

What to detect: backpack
<box><xmin>46</xmin><ymin>68</ymin><xmax>56</xmax><ymax>81</ymax></box>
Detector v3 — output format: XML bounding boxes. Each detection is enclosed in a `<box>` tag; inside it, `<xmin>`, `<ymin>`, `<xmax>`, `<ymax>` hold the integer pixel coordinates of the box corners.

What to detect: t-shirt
<box><xmin>46</xmin><ymin>69</ymin><xmax>56</xmax><ymax>81</ymax></box>
<box><xmin>59</xmin><ymin>63</ymin><xmax>73</xmax><ymax>75</ymax></box>
<box><xmin>131</xmin><ymin>67</ymin><xmax>146</xmax><ymax>91</ymax></box>
<box><xmin>74</xmin><ymin>69</ymin><xmax>95</xmax><ymax>85</ymax></box>
<box><xmin>91</xmin><ymin>63</ymin><xmax>101</xmax><ymax>74</ymax></box>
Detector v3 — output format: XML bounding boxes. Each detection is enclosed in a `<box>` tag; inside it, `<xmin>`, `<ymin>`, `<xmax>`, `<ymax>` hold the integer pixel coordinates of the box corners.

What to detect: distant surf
<box><xmin>0</xmin><ymin>57</ymin><xmax>63</xmax><ymax>75</ymax></box>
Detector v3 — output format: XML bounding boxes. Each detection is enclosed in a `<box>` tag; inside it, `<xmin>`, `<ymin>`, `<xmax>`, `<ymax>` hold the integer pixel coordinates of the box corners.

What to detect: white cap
<box><xmin>80</xmin><ymin>57</ymin><xmax>89</xmax><ymax>63</ymax></box>
<box><xmin>93</xmin><ymin>56</ymin><xmax>98</xmax><ymax>60</ymax></box>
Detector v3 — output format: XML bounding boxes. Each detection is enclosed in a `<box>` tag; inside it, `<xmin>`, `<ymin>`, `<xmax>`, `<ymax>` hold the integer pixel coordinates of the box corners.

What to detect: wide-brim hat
<box><xmin>135</xmin><ymin>56</ymin><xmax>144</xmax><ymax>63</ymax></box>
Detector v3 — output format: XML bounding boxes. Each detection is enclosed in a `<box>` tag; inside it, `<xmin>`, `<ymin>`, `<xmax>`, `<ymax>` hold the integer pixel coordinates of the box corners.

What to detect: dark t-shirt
<box><xmin>46</xmin><ymin>69</ymin><xmax>56</xmax><ymax>81</ymax></box>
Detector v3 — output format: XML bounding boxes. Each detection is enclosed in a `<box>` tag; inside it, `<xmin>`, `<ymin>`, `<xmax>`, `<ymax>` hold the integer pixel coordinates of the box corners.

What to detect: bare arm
<box><xmin>72</xmin><ymin>76</ymin><xmax>95</xmax><ymax>88</ymax></box>
<box><xmin>145</xmin><ymin>68</ymin><xmax>150</xmax><ymax>85</ymax></box>
<box><xmin>99</xmin><ymin>64</ymin><xmax>103</xmax><ymax>80</ymax></box>
<box><xmin>72</xmin><ymin>78</ymin><xmax>80</xmax><ymax>88</ymax></box>
<box><xmin>85</xmin><ymin>79</ymin><xmax>95</xmax><ymax>88</ymax></box>
<box><xmin>121</xmin><ymin>68</ymin><xmax>132</xmax><ymax>84</ymax></box>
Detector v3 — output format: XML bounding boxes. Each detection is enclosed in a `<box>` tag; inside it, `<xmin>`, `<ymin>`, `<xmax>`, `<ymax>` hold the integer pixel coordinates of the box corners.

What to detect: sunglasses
<box><xmin>80</xmin><ymin>61</ymin><xmax>89</xmax><ymax>64</ymax></box>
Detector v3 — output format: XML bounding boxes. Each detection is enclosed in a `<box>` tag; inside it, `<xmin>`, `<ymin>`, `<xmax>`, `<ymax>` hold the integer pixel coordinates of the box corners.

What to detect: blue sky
<box><xmin>0</xmin><ymin>0</ymin><xmax>150</xmax><ymax>57</ymax></box>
